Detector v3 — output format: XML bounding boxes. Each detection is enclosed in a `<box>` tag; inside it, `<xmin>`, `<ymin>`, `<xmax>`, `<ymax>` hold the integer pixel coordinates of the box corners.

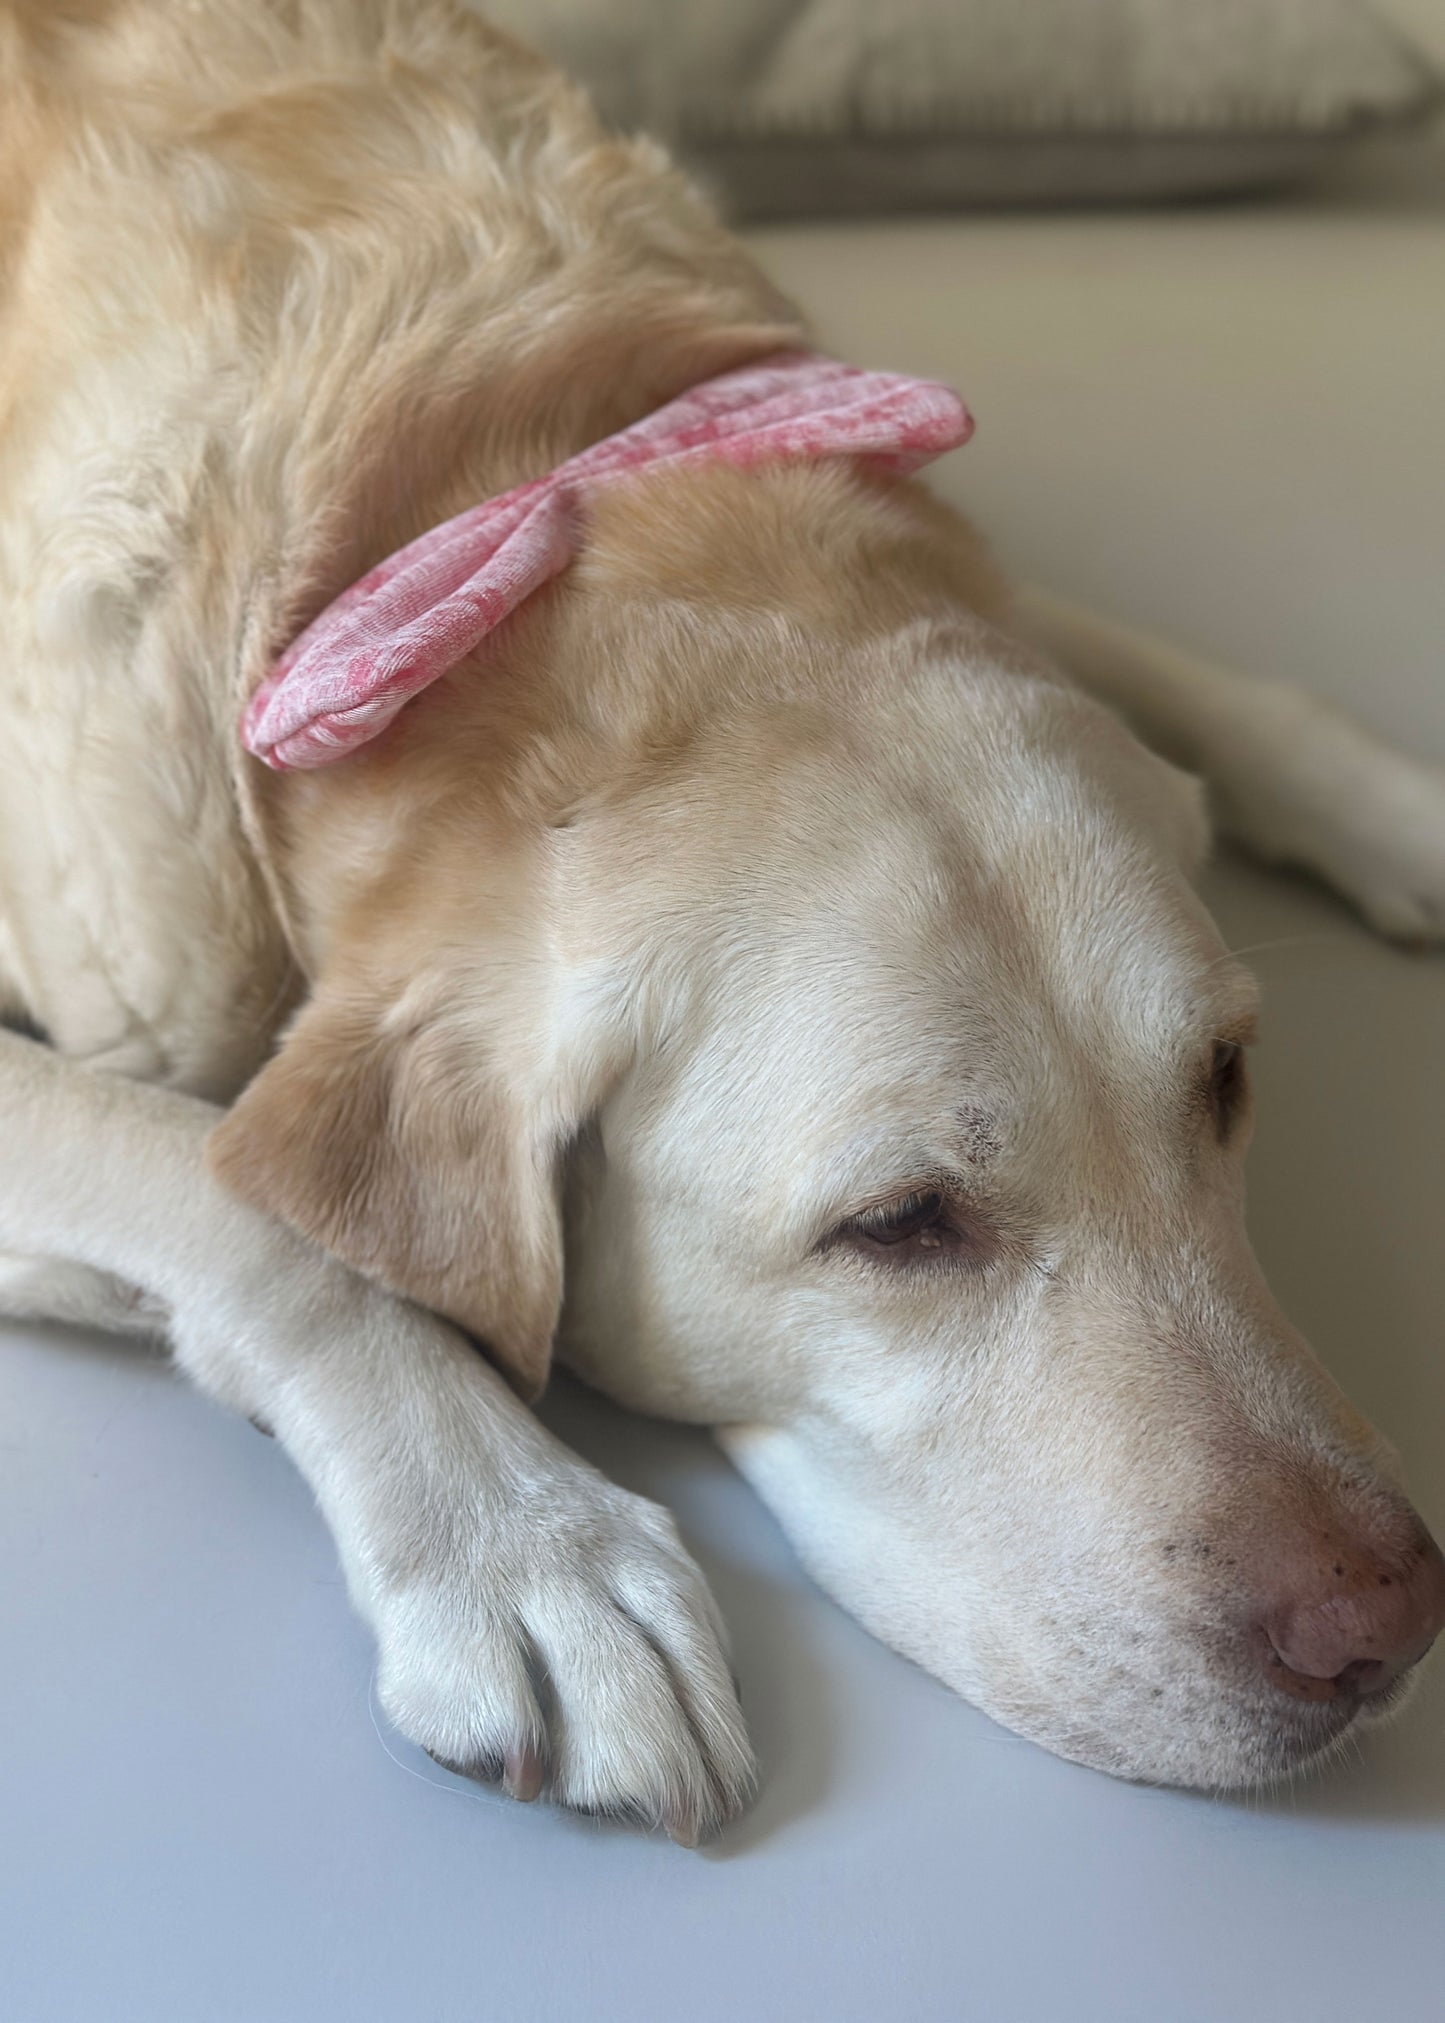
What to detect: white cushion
<box><xmin>481</xmin><ymin>0</ymin><xmax>1441</xmax><ymax>212</ymax></box>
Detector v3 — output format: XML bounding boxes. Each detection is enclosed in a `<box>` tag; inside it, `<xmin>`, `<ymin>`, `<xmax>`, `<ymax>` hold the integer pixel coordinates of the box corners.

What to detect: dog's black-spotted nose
<box><xmin>1261</xmin><ymin>1523</ymin><xmax>1445</xmax><ymax>1702</ymax></box>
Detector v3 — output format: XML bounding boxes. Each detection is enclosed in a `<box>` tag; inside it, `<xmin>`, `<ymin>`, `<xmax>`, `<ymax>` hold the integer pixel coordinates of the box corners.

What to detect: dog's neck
<box><xmin>265</xmin><ymin>318</ymin><xmax>808</xmax><ymax>690</ymax></box>
<box><xmin>246</xmin><ymin>448</ymin><xmax>1006</xmax><ymax>993</ymax></box>
<box><xmin>234</xmin><ymin>314</ymin><xmax>802</xmax><ymax>950</ymax></box>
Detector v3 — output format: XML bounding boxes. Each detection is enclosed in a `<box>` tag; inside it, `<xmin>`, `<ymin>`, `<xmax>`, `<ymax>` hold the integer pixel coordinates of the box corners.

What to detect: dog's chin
<box><xmin>965</xmin><ymin>1626</ymin><xmax>1442</xmax><ymax>1793</ymax></box>
<box><xmin>984</xmin><ymin>1684</ymin><xmax>1377</xmax><ymax>1794</ymax></box>
<box><xmin>1191</xmin><ymin>1699</ymin><xmax>1366</xmax><ymax>1793</ymax></box>
<box><xmin>1201</xmin><ymin>1655</ymin><xmax>1433</xmax><ymax>1790</ymax></box>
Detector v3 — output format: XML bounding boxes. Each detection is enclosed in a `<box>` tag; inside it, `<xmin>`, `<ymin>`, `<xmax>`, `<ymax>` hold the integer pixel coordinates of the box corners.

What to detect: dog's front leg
<box><xmin>1014</xmin><ymin>586</ymin><xmax>1445</xmax><ymax>943</ymax></box>
<box><xmin>0</xmin><ymin>1030</ymin><xmax>753</xmax><ymax>1840</ymax></box>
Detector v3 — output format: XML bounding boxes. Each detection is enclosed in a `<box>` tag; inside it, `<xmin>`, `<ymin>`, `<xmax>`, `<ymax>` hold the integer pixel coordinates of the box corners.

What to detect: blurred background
<box><xmin>479</xmin><ymin>0</ymin><xmax>1445</xmax><ymax>752</ymax></box>
<box><xmin>485</xmin><ymin>0</ymin><xmax>1445</xmax><ymax>215</ymax></box>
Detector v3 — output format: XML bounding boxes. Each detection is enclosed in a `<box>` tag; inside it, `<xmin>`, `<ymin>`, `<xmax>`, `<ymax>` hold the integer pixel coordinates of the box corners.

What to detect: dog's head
<box><xmin>212</xmin><ymin>460</ymin><xmax>1445</xmax><ymax>1788</ymax></box>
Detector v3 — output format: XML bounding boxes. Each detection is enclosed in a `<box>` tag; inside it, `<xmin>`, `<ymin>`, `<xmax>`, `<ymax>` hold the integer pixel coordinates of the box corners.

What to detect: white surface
<box><xmin>5</xmin><ymin>189</ymin><xmax>1445</xmax><ymax>2020</ymax></box>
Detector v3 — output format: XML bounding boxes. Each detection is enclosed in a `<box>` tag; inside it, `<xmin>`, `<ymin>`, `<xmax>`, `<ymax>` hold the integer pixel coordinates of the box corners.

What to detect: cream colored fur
<box><xmin>2</xmin><ymin>0</ymin><xmax>1444</xmax><ymax>1836</ymax></box>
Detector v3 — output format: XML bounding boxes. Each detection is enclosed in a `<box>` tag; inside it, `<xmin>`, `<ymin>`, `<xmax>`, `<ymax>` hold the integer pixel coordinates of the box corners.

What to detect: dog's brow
<box><xmin>949</xmin><ymin>1104</ymin><xmax>1002</xmax><ymax>1167</ymax></box>
<box><xmin>1193</xmin><ymin>966</ymin><xmax>1260</xmax><ymax>1047</ymax></box>
<box><xmin>1204</xmin><ymin>989</ymin><xmax>1260</xmax><ymax>1048</ymax></box>
<box><xmin>798</xmin><ymin>1108</ymin><xmax>1004</xmax><ymax>1246</ymax></box>
<box><xmin>1214</xmin><ymin>1009</ymin><xmax>1260</xmax><ymax>1047</ymax></box>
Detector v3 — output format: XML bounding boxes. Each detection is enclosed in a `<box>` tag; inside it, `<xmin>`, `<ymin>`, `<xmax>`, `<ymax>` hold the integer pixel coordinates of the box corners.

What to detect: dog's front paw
<box><xmin>371</xmin><ymin>1485</ymin><xmax>754</xmax><ymax>1843</ymax></box>
<box><xmin>1230</xmin><ymin>703</ymin><xmax>1445</xmax><ymax>945</ymax></box>
<box><xmin>1301</xmin><ymin>746</ymin><xmax>1445</xmax><ymax>945</ymax></box>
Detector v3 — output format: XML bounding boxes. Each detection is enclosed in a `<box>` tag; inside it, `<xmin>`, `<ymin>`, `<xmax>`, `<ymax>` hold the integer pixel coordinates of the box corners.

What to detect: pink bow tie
<box><xmin>243</xmin><ymin>350</ymin><xmax>973</xmax><ymax>771</ymax></box>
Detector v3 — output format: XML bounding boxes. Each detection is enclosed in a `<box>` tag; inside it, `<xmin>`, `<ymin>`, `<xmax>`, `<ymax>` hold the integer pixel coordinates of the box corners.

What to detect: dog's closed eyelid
<box><xmin>1204</xmin><ymin>1036</ymin><xmax>1251</xmax><ymax>1134</ymax></box>
<box><xmin>818</xmin><ymin>1181</ymin><xmax>998</xmax><ymax>1272</ymax></box>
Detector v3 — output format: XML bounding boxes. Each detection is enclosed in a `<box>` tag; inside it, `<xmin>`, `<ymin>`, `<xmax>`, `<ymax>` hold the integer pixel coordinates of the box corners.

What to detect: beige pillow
<box><xmin>479</xmin><ymin>0</ymin><xmax>1442</xmax><ymax>213</ymax></box>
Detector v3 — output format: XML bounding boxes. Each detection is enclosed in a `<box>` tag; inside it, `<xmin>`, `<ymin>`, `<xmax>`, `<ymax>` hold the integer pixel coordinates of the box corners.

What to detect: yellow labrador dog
<box><xmin>3</xmin><ymin>0</ymin><xmax>1443</xmax><ymax>1843</ymax></box>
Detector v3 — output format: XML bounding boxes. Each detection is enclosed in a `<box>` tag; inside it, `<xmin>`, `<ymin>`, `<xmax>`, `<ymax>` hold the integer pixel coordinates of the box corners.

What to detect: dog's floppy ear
<box><xmin>207</xmin><ymin>969</ymin><xmax>583</xmax><ymax>1402</ymax></box>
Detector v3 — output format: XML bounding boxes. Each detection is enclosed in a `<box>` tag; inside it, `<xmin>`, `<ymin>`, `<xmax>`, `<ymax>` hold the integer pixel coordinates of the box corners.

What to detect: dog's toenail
<box><xmin>504</xmin><ymin>1743</ymin><xmax>544</xmax><ymax>1802</ymax></box>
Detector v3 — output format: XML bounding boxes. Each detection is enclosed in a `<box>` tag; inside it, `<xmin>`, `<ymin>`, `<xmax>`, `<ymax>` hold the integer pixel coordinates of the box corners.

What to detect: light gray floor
<box><xmin>4</xmin><ymin>190</ymin><xmax>1444</xmax><ymax>2022</ymax></box>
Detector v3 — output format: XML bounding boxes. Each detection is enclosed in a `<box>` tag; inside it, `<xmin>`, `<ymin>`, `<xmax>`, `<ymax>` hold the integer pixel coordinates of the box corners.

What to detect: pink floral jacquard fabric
<box><xmin>242</xmin><ymin>351</ymin><xmax>974</xmax><ymax>771</ymax></box>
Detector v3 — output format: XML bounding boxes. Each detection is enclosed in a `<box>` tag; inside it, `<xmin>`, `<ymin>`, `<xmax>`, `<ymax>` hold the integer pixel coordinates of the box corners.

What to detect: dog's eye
<box><xmin>835</xmin><ymin>1188</ymin><xmax>978</xmax><ymax>1267</ymax></box>
<box><xmin>1208</xmin><ymin>1040</ymin><xmax>1247</xmax><ymax>1131</ymax></box>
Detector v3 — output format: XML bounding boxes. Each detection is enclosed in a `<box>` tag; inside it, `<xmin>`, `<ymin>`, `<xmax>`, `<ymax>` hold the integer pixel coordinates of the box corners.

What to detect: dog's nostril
<box><xmin>1262</xmin><ymin>1640</ymin><xmax>1345</xmax><ymax>1702</ymax></box>
<box><xmin>1264</xmin><ymin>1647</ymin><xmax>1399</xmax><ymax>1703</ymax></box>
<box><xmin>1330</xmin><ymin>1657</ymin><xmax>1389</xmax><ymax>1696</ymax></box>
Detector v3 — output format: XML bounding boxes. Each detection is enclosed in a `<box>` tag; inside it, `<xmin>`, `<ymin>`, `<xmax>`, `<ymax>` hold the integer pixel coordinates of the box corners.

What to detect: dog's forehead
<box><xmin>709</xmin><ymin>666</ymin><xmax>1238</xmax><ymax>1027</ymax></box>
<box><xmin>658</xmin><ymin>677</ymin><xmax>1255</xmax><ymax>1145</ymax></box>
<box><xmin>611</xmin><ymin>640</ymin><xmax>1253</xmax><ymax>1151</ymax></box>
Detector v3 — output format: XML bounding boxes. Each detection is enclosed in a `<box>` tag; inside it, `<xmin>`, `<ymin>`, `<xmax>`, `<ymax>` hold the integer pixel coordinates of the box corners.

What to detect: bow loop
<box><xmin>243</xmin><ymin>351</ymin><xmax>973</xmax><ymax>771</ymax></box>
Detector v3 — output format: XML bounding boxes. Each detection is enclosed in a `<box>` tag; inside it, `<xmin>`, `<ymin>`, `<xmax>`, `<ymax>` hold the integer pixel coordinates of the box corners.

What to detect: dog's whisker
<box><xmin>1200</xmin><ymin>931</ymin><xmax>1351</xmax><ymax>975</ymax></box>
